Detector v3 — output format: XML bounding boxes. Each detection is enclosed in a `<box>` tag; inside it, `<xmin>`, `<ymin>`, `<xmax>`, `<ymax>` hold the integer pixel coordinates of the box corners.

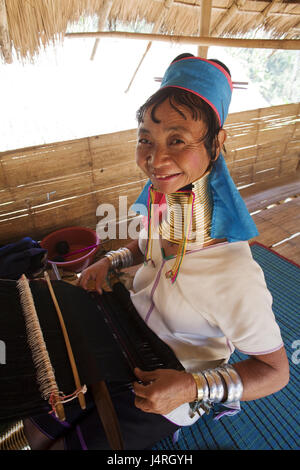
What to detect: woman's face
<box><xmin>136</xmin><ymin>99</ymin><xmax>214</xmax><ymax>194</ymax></box>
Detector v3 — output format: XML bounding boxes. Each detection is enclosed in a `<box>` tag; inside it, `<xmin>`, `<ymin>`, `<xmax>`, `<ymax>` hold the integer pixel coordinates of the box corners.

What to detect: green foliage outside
<box><xmin>226</xmin><ymin>47</ymin><xmax>300</xmax><ymax>106</ymax></box>
<box><xmin>66</xmin><ymin>17</ymin><xmax>300</xmax><ymax>108</ymax></box>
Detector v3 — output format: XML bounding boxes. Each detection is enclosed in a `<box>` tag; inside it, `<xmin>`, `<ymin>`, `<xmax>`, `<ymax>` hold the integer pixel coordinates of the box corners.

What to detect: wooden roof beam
<box><xmin>198</xmin><ymin>0</ymin><xmax>213</xmax><ymax>59</ymax></box>
<box><xmin>0</xmin><ymin>0</ymin><xmax>12</xmax><ymax>64</ymax></box>
<box><xmin>65</xmin><ymin>31</ymin><xmax>300</xmax><ymax>50</ymax></box>
<box><xmin>90</xmin><ymin>0</ymin><xmax>114</xmax><ymax>61</ymax></box>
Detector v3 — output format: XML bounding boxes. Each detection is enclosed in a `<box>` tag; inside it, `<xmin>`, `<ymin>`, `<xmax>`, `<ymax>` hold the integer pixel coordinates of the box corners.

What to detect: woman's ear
<box><xmin>218</xmin><ymin>128</ymin><xmax>227</xmax><ymax>147</ymax></box>
<box><xmin>214</xmin><ymin>129</ymin><xmax>227</xmax><ymax>161</ymax></box>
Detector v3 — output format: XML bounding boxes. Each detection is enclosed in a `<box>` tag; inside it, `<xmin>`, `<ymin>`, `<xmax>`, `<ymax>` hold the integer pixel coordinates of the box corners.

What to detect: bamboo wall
<box><xmin>225</xmin><ymin>102</ymin><xmax>300</xmax><ymax>186</ymax></box>
<box><xmin>0</xmin><ymin>102</ymin><xmax>299</xmax><ymax>247</ymax></box>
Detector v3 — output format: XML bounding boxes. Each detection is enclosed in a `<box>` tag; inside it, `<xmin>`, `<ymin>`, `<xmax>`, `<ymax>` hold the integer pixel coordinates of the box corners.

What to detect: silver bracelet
<box><xmin>190</xmin><ymin>363</ymin><xmax>243</xmax><ymax>416</ymax></box>
<box><xmin>220</xmin><ymin>365</ymin><xmax>243</xmax><ymax>403</ymax></box>
<box><xmin>104</xmin><ymin>247</ymin><xmax>133</xmax><ymax>270</ymax></box>
<box><xmin>202</xmin><ymin>369</ymin><xmax>219</xmax><ymax>403</ymax></box>
<box><xmin>206</xmin><ymin>368</ymin><xmax>224</xmax><ymax>403</ymax></box>
<box><xmin>191</xmin><ymin>373</ymin><xmax>207</xmax><ymax>402</ymax></box>
<box><xmin>216</xmin><ymin>367</ymin><xmax>236</xmax><ymax>403</ymax></box>
<box><xmin>190</xmin><ymin>372</ymin><xmax>210</xmax><ymax>417</ymax></box>
<box><xmin>198</xmin><ymin>372</ymin><xmax>210</xmax><ymax>402</ymax></box>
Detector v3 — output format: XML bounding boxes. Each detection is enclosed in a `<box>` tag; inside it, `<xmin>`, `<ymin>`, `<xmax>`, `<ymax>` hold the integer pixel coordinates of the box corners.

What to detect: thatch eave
<box><xmin>1</xmin><ymin>0</ymin><xmax>300</xmax><ymax>64</ymax></box>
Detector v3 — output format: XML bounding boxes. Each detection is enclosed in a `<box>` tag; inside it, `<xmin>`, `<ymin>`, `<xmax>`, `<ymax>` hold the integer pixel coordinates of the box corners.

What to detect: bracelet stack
<box><xmin>104</xmin><ymin>247</ymin><xmax>134</xmax><ymax>270</ymax></box>
<box><xmin>190</xmin><ymin>364</ymin><xmax>243</xmax><ymax>417</ymax></box>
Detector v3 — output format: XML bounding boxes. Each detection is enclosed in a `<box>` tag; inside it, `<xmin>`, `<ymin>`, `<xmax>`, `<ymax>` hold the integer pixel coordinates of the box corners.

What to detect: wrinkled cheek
<box><xmin>184</xmin><ymin>153</ymin><xmax>209</xmax><ymax>173</ymax></box>
<box><xmin>135</xmin><ymin>151</ymin><xmax>146</xmax><ymax>171</ymax></box>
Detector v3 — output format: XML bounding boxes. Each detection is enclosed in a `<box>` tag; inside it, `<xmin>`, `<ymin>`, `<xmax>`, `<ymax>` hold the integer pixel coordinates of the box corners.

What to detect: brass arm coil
<box><xmin>0</xmin><ymin>420</ymin><xmax>31</xmax><ymax>450</ymax></box>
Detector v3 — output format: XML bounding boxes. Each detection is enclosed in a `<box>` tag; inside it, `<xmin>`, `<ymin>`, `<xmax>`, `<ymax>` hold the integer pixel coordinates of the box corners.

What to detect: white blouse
<box><xmin>130</xmin><ymin>227</ymin><xmax>283</xmax><ymax>425</ymax></box>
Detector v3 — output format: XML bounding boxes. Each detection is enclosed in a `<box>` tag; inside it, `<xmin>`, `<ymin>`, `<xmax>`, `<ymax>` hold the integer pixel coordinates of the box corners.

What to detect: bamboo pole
<box><xmin>65</xmin><ymin>31</ymin><xmax>300</xmax><ymax>50</ymax></box>
<box><xmin>44</xmin><ymin>271</ymin><xmax>86</xmax><ymax>411</ymax></box>
<box><xmin>125</xmin><ymin>41</ymin><xmax>152</xmax><ymax>93</ymax></box>
<box><xmin>197</xmin><ymin>0</ymin><xmax>212</xmax><ymax>59</ymax></box>
<box><xmin>90</xmin><ymin>0</ymin><xmax>113</xmax><ymax>60</ymax></box>
<box><xmin>125</xmin><ymin>0</ymin><xmax>173</xmax><ymax>93</ymax></box>
<box><xmin>0</xmin><ymin>0</ymin><xmax>12</xmax><ymax>63</ymax></box>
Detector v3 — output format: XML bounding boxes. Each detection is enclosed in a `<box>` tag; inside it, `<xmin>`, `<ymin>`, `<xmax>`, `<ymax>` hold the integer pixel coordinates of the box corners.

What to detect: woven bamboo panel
<box><xmin>256</xmin><ymin>197</ymin><xmax>300</xmax><ymax>233</ymax></box>
<box><xmin>0</xmin><ymin>102</ymin><xmax>299</xmax><ymax>246</ymax></box>
<box><xmin>1</xmin><ymin>139</ymin><xmax>91</xmax><ymax>186</ymax></box>
<box><xmin>225</xmin><ymin>102</ymin><xmax>300</xmax><ymax>188</ymax></box>
<box><xmin>251</xmin><ymin>218</ymin><xmax>291</xmax><ymax>247</ymax></box>
<box><xmin>281</xmin><ymin>156</ymin><xmax>299</xmax><ymax>175</ymax></box>
<box><xmin>251</xmin><ymin>196</ymin><xmax>300</xmax><ymax>264</ymax></box>
<box><xmin>273</xmin><ymin>242</ymin><xmax>300</xmax><ymax>266</ymax></box>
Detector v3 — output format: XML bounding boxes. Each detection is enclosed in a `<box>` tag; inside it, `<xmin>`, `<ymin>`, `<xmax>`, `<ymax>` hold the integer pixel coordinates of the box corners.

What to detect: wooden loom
<box><xmin>0</xmin><ymin>273</ymin><xmax>183</xmax><ymax>450</ymax></box>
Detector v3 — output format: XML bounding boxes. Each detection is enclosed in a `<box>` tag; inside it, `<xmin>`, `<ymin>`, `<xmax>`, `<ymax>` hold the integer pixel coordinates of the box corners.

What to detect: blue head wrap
<box><xmin>132</xmin><ymin>56</ymin><xmax>258</xmax><ymax>242</ymax></box>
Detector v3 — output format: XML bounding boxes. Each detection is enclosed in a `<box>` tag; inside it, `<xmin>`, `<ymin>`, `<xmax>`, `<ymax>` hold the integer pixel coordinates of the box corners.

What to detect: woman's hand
<box><xmin>78</xmin><ymin>257</ymin><xmax>110</xmax><ymax>294</ymax></box>
<box><xmin>133</xmin><ymin>367</ymin><xmax>196</xmax><ymax>415</ymax></box>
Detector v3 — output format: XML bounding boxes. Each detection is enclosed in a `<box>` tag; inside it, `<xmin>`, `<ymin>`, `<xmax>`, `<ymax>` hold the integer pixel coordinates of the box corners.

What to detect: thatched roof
<box><xmin>1</xmin><ymin>0</ymin><xmax>300</xmax><ymax>64</ymax></box>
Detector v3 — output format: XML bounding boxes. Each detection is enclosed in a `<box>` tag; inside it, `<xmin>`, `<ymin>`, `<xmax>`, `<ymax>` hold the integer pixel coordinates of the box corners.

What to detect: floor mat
<box><xmin>153</xmin><ymin>242</ymin><xmax>300</xmax><ymax>450</ymax></box>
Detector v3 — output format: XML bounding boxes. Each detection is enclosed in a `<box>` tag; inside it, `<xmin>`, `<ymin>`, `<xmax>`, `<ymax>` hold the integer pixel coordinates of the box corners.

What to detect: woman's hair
<box><xmin>136</xmin><ymin>88</ymin><xmax>221</xmax><ymax>162</ymax></box>
<box><xmin>136</xmin><ymin>55</ymin><xmax>230</xmax><ymax>163</ymax></box>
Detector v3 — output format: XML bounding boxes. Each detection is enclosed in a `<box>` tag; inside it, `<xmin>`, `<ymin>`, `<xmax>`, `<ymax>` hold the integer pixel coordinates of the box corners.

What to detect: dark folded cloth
<box><xmin>0</xmin><ymin>237</ymin><xmax>47</xmax><ymax>280</ymax></box>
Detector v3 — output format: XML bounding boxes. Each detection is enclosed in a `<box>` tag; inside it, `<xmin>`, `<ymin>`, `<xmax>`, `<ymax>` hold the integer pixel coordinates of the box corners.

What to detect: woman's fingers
<box><xmin>78</xmin><ymin>270</ymin><xmax>96</xmax><ymax>290</ymax></box>
<box><xmin>133</xmin><ymin>368</ymin><xmax>196</xmax><ymax>415</ymax></box>
<box><xmin>78</xmin><ymin>259</ymin><xmax>110</xmax><ymax>294</ymax></box>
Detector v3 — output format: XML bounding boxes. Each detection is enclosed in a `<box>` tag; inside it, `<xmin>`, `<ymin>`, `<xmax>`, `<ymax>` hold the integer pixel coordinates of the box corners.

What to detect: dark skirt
<box><xmin>26</xmin><ymin>382</ymin><xmax>180</xmax><ymax>450</ymax></box>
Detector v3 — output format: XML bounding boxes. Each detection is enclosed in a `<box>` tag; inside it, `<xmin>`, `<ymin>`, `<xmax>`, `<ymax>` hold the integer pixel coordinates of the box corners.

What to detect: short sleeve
<box><xmin>216</xmin><ymin>260</ymin><xmax>283</xmax><ymax>355</ymax></box>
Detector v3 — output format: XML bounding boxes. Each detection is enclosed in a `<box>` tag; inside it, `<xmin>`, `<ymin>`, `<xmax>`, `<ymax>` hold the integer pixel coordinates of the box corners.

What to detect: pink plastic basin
<box><xmin>40</xmin><ymin>226</ymin><xmax>100</xmax><ymax>273</ymax></box>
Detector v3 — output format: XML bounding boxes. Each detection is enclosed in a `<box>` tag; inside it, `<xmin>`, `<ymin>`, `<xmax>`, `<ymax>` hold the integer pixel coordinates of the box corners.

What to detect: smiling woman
<box><xmin>136</xmin><ymin>83</ymin><xmax>224</xmax><ymax>161</ymax></box>
<box><xmin>23</xmin><ymin>54</ymin><xmax>289</xmax><ymax>450</ymax></box>
<box><xmin>135</xmin><ymin>96</ymin><xmax>225</xmax><ymax>195</ymax></box>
